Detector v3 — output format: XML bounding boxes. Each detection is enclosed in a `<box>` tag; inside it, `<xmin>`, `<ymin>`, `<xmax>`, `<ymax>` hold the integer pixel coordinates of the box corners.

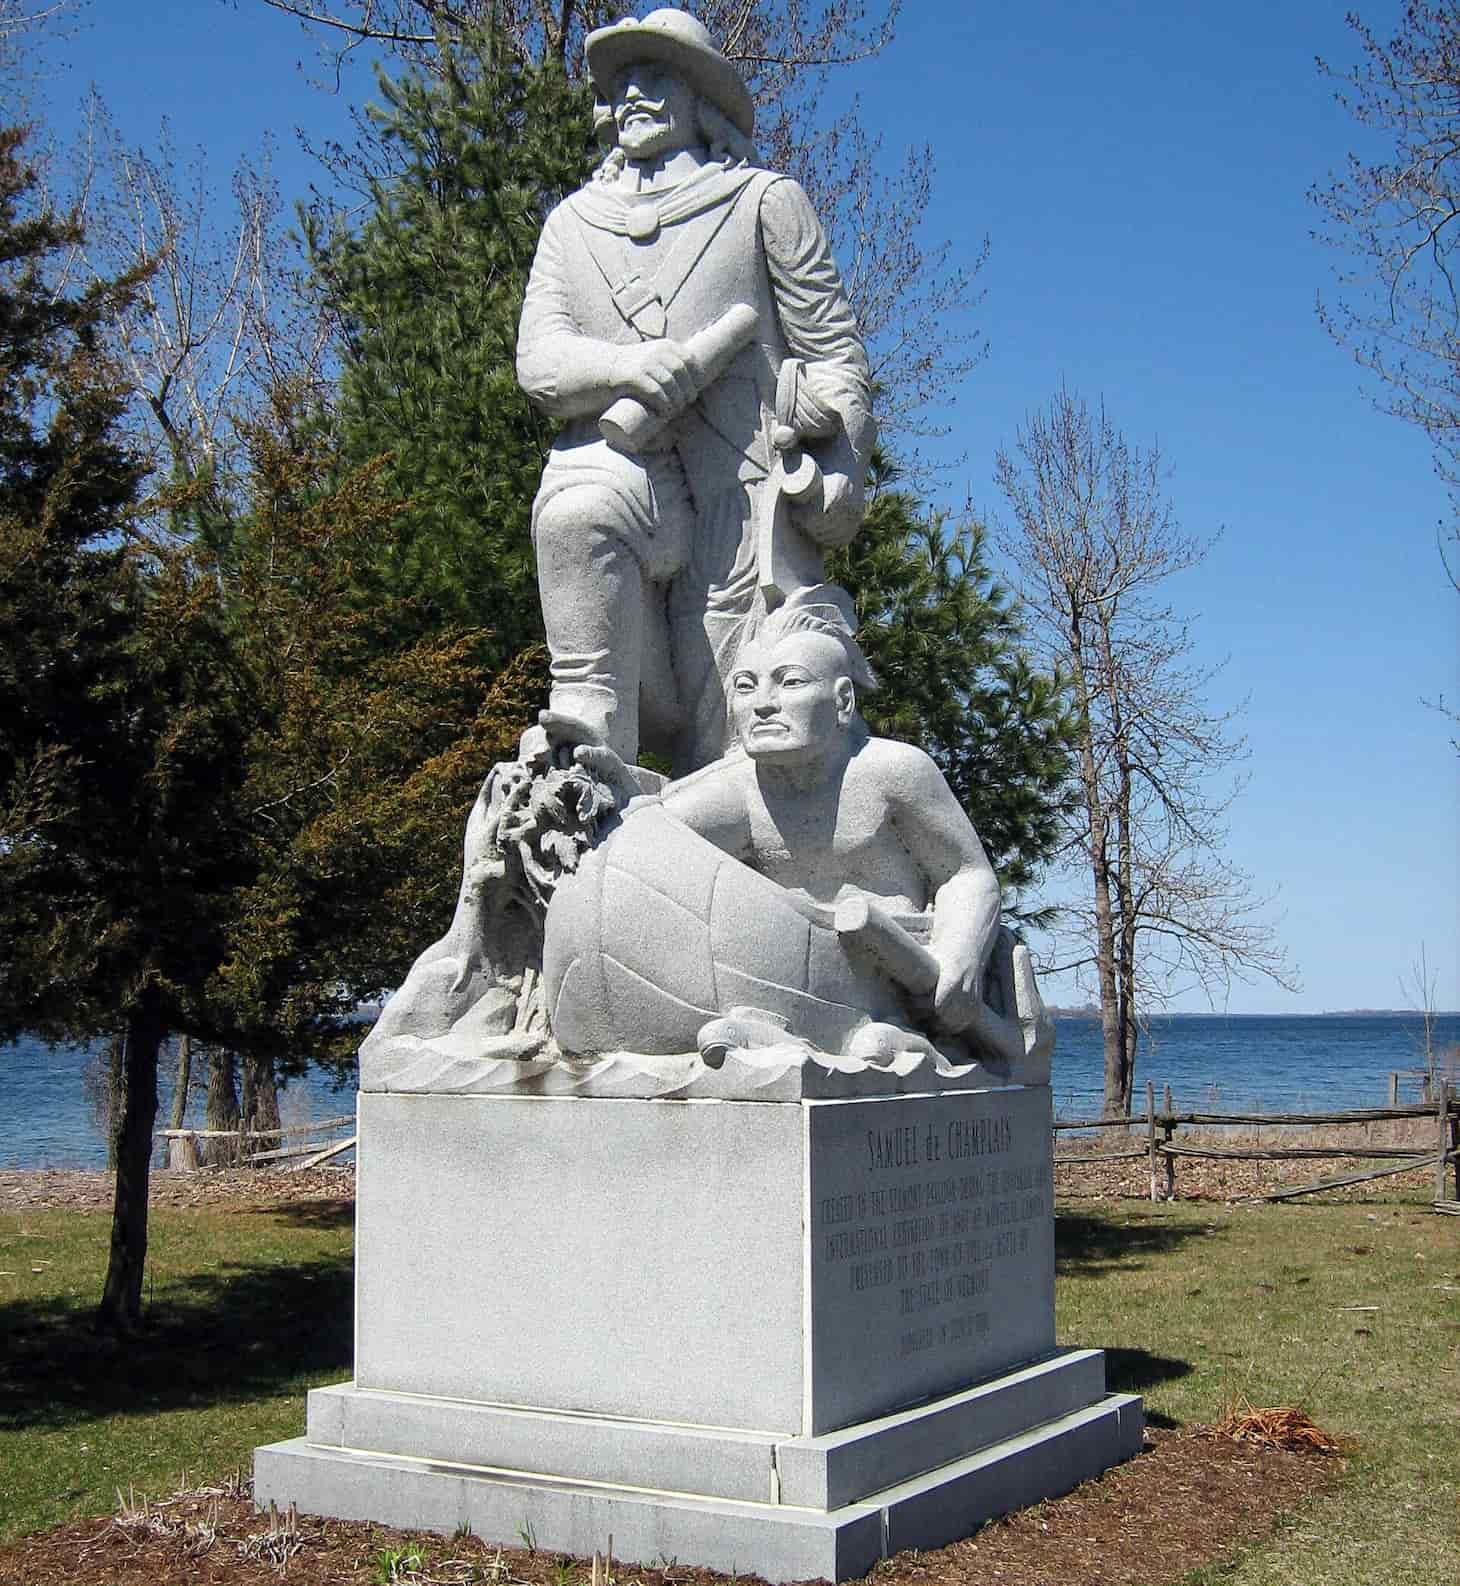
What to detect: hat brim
<box><xmin>586</xmin><ymin>22</ymin><xmax>755</xmax><ymax>140</ymax></box>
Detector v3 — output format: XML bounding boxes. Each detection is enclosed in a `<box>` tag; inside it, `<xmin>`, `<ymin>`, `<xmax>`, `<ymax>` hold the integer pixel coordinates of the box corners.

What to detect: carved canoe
<box><xmin>543</xmin><ymin>802</ymin><xmax>916</xmax><ymax>1057</ymax></box>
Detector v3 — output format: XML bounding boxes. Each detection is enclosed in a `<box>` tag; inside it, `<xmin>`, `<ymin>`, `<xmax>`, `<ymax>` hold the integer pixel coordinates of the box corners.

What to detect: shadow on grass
<box><xmin>263</xmin><ymin>1198</ymin><xmax>355</xmax><ymax>1231</ymax></box>
<box><xmin>1055</xmin><ymin>1208</ymin><xmax>1212</xmax><ymax>1276</ymax></box>
<box><xmin>0</xmin><ymin>1249</ymin><xmax>353</xmax><ymax>1434</ymax></box>
<box><xmin>1100</xmin><ymin>1345</ymin><xmax>1192</xmax><ymax>1393</ymax></box>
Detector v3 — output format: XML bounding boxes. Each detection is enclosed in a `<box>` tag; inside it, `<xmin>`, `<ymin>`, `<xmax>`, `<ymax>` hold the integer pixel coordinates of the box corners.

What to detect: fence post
<box><xmin>1436</xmin><ymin>1081</ymin><xmax>1451</xmax><ymax>1204</ymax></box>
<box><xmin>1162</xmin><ymin>1083</ymin><xmax>1176</xmax><ymax>1199</ymax></box>
<box><xmin>167</xmin><ymin>1131</ymin><xmax>200</xmax><ymax>1173</ymax></box>
<box><xmin>1388</xmin><ymin>1071</ymin><xmax>1399</xmax><ymax>1106</ymax></box>
<box><xmin>1450</xmin><ymin>1084</ymin><xmax>1459</xmax><ymax>1203</ymax></box>
<box><xmin>1147</xmin><ymin>1081</ymin><xmax>1159</xmax><ymax>1202</ymax></box>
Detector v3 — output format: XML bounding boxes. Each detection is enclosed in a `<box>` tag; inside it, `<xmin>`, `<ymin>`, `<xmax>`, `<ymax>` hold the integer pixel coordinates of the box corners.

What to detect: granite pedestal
<box><xmin>255</xmin><ymin>1085</ymin><xmax>1142</xmax><ymax>1581</ymax></box>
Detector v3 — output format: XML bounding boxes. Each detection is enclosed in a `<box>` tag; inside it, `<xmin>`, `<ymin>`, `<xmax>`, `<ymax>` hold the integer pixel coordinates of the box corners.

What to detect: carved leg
<box><xmin>533</xmin><ymin>497</ymin><xmax>646</xmax><ymax>764</ymax></box>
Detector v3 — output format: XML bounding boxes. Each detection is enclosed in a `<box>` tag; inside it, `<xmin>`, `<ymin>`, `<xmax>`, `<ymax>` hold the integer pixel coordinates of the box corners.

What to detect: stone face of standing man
<box><xmin>516</xmin><ymin>8</ymin><xmax>875</xmax><ymax>776</ymax></box>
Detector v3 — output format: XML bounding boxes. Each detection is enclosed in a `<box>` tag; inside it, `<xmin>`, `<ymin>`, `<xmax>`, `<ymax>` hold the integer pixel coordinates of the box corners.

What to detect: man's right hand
<box><xmin>617</xmin><ymin>339</ymin><xmax>699</xmax><ymax>417</ymax></box>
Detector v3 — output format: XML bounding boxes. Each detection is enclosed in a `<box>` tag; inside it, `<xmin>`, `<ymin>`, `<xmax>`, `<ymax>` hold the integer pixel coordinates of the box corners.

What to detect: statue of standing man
<box><xmin>517</xmin><ymin>8</ymin><xmax>875</xmax><ymax>776</ymax></box>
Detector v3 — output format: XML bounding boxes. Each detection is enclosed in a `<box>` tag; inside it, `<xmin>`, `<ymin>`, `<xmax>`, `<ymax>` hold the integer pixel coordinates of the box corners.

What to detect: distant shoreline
<box><xmin>1049</xmin><ymin>1007</ymin><xmax>1460</xmax><ymax>1020</ymax></box>
<box><xmin>5</xmin><ymin>1011</ymin><xmax>1457</xmax><ymax>1171</ymax></box>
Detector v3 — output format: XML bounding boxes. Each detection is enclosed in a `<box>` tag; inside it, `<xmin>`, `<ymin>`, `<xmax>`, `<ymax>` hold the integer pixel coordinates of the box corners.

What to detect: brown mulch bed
<box><xmin>0</xmin><ymin>1428</ymin><xmax>1336</xmax><ymax>1586</ymax></box>
<box><xmin>0</xmin><ymin>1166</ymin><xmax>357</xmax><ymax>1214</ymax></box>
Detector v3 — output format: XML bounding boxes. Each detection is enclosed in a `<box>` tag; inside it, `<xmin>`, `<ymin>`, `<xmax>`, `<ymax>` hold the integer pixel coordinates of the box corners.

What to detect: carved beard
<box><xmin>616</xmin><ymin>96</ymin><xmax>676</xmax><ymax>157</ymax></box>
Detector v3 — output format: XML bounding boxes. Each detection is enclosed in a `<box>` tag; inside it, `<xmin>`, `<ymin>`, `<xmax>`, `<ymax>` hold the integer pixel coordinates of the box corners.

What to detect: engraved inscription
<box><xmin>819</xmin><ymin>1148</ymin><xmax>1050</xmax><ymax>1348</ymax></box>
<box><xmin>809</xmin><ymin>1091</ymin><xmax>1056</xmax><ymax>1428</ymax></box>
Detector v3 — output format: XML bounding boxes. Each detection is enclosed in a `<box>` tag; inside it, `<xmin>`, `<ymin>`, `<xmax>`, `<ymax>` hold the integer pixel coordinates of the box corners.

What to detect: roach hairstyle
<box><xmin>756</xmin><ymin>584</ymin><xmax>879</xmax><ymax>694</ymax></box>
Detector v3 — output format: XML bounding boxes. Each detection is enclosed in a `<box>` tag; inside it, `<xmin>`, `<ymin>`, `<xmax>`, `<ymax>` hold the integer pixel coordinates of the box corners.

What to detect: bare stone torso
<box><xmin>725</xmin><ymin>746</ymin><xmax>931</xmax><ymax>914</ymax></box>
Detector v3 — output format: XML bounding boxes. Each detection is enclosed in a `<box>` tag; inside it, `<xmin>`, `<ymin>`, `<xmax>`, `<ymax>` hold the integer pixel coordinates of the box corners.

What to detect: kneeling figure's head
<box><xmin>729</xmin><ymin>593</ymin><xmax>876</xmax><ymax>765</ymax></box>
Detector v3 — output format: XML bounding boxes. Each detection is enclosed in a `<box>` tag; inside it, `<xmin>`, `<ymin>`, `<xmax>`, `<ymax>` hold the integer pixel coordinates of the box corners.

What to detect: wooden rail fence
<box><xmin>155</xmin><ymin>1114</ymin><xmax>356</xmax><ymax>1172</ymax></box>
<box><xmin>1054</xmin><ymin>1079</ymin><xmax>1459</xmax><ymax>1209</ymax></box>
<box><xmin>153</xmin><ymin>1080</ymin><xmax>1460</xmax><ymax>1210</ymax></box>
<box><xmin>1388</xmin><ymin>1059</ymin><xmax>1460</xmax><ymax>1105</ymax></box>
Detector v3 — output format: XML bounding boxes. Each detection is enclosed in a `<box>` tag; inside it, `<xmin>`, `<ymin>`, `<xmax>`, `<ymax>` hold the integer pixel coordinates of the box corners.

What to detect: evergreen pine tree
<box><xmin>830</xmin><ymin>451</ymin><xmax>1076</xmax><ymax>905</ymax></box>
<box><xmin>210</xmin><ymin>390</ymin><xmax>542</xmax><ymax>1078</ymax></box>
<box><xmin>310</xmin><ymin>25</ymin><xmax>598</xmax><ymax>676</ymax></box>
<box><xmin>0</xmin><ymin>127</ymin><xmax>529</xmax><ymax>1327</ymax></box>
<box><xmin>0</xmin><ymin>126</ymin><xmax>254</xmax><ymax>1330</ymax></box>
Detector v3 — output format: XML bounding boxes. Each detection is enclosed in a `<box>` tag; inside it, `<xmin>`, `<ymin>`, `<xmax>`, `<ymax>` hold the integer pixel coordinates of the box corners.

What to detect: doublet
<box><xmin>519</xmin><ymin>160</ymin><xmax>871</xmax><ymax>470</ymax></box>
<box><xmin>517</xmin><ymin>157</ymin><xmax>873</xmax><ymax>773</ymax></box>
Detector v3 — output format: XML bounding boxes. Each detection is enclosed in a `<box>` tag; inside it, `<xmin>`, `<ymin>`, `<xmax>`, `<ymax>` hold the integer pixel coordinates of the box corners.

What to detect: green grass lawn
<box><xmin>1060</xmin><ymin>1197</ymin><xmax>1459</xmax><ymax>1585</ymax></box>
<box><xmin>0</xmin><ymin>1197</ymin><xmax>353</xmax><ymax>1544</ymax></box>
<box><xmin>1</xmin><ymin>1191</ymin><xmax>1455</xmax><ymax>1581</ymax></box>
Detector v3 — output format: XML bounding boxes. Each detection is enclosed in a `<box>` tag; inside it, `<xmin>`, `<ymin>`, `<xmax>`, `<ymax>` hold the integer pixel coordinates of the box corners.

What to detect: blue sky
<box><xmin>20</xmin><ymin>1</ymin><xmax>1459</xmax><ymax>1014</ymax></box>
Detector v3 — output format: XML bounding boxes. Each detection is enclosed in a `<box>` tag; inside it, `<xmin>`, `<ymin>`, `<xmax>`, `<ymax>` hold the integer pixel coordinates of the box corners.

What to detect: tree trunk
<box><xmin>1121</xmin><ymin>1006</ymin><xmax>1139</xmax><ymax>1116</ymax></box>
<box><xmin>103</xmin><ymin>1032</ymin><xmax>126</xmax><ymax>1171</ymax></box>
<box><xmin>1113</xmin><ymin>758</ymin><xmax>1139</xmax><ymax>1118</ymax></box>
<box><xmin>96</xmin><ymin>992</ymin><xmax>165</xmax><ymax>1333</ymax></box>
<box><xmin>1092</xmin><ymin>845</ymin><xmax>1126</xmax><ymax>1115</ymax></box>
<box><xmin>167</xmin><ymin>1032</ymin><xmax>192</xmax><ymax>1131</ymax></box>
<box><xmin>241</xmin><ymin>1052</ymin><xmax>280</xmax><ymax>1161</ymax></box>
<box><xmin>204</xmin><ymin>1047</ymin><xmax>240</xmax><ymax>1166</ymax></box>
<box><xmin>240</xmin><ymin>1051</ymin><xmax>254</xmax><ymax>1132</ymax></box>
<box><xmin>1100</xmin><ymin>614</ymin><xmax>1139</xmax><ymax>1119</ymax></box>
<box><xmin>1069</xmin><ymin>645</ymin><xmax>1124</xmax><ymax>1119</ymax></box>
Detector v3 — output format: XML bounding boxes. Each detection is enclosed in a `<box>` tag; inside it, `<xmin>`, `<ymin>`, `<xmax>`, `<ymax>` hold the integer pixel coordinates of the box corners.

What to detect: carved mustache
<box><xmin>616</xmin><ymin>95</ymin><xmax>668</xmax><ymax>124</ymax></box>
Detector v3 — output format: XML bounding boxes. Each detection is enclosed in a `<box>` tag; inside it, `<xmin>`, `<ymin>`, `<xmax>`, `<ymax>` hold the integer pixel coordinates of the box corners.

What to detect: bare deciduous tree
<box><xmin>1313</xmin><ymin>5</ymin><xmax>1460</xmax><ymax>743</ymax></box>
<box><xmin>256</xmin><ymin>1</ymin><xmax>896</xmax><ymax>86</ymax></box>
<box><xmin>50</xmin><ymin>94</ymin><xmax>332</xmax><ymax>519</ymax></box>
<box><xmin>1400</xmin><ymin>943</ymin><xmax>1452</xmax><ymax>1096</ymax></box>
<box><xmin>1313</xmin><ymin>5</ymin><xmax>1460</xmax><ymax>499</ymax></box>
<box><xmin>256</xmin><ymin>0</ymin><xmax>984</xmax><ymax>447</ymax></box>
<box><xmin>0</xmin><ymin>0</ymin><xmax>74</xmax><ymax>30</ymax></box>
<box><xmin>996</xmin><ymin>389</ymin><xmax>1296</xmax><ymax>1116</ymax></box>
<box><xmin>0</xmin><ymin>0</ymin><xmax>82</xmax><ymax>107</ymax></box>
<box><xmin>259</xmin><ymin>0</ymin><xmax>618</xmax><ymax>73</ymax></box>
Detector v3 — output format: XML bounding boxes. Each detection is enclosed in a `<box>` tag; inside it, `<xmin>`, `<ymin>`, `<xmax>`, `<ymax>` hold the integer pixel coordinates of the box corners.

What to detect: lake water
<box><xmin>1048</xmin><ymin>1011</ymin><xmax>1457</xmax><ymax>1120</ymax></box>
<box><xmin>0</xmin><ymin>1038</ymin><xmax>359</xmax><ymax>1171</ymax></box>
<box><xmin>1</xmin><ymin>1012</ymin><xmax>1455</xmax><ymax>1169</ymax></box>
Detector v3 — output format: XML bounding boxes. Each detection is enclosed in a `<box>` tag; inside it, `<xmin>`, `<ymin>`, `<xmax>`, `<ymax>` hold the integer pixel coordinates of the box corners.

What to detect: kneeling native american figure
<box><xmin>542</xmin><ymin>590</ymin><xmax>1052</xmax><ymax>1075</ymax></box>
<box><xmin>363</xmin><ymin>590</ymin><xmax>1051</xmax><ymax>1082</ymax></box>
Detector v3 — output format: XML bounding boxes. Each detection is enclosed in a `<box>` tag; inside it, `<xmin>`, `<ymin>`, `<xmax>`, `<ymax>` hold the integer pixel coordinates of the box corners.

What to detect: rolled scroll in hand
<box><xmin>600</xmin><ymin>303</ymin><xmax>759</xmax><ymax>454</ymax></box>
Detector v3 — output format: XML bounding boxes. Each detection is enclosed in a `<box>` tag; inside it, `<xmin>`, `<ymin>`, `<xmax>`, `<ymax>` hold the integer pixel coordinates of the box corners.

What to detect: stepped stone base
<box><xmin>255</xmin><ymin>1087</ymin><xmax>1143</xmax><ymax>1580</ymax></box>
<box><xmin>256</xmin><ymin>1353</ymin><xmax>1142</xmax><ymax>1583</ymax></box>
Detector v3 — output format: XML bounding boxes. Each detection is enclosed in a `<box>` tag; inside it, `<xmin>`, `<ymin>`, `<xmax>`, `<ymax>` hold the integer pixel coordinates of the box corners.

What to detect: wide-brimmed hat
<box><xmin>586</xmin><ymin>8</ymin><xmax>755</xmax><ymax>139</ymax></box>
